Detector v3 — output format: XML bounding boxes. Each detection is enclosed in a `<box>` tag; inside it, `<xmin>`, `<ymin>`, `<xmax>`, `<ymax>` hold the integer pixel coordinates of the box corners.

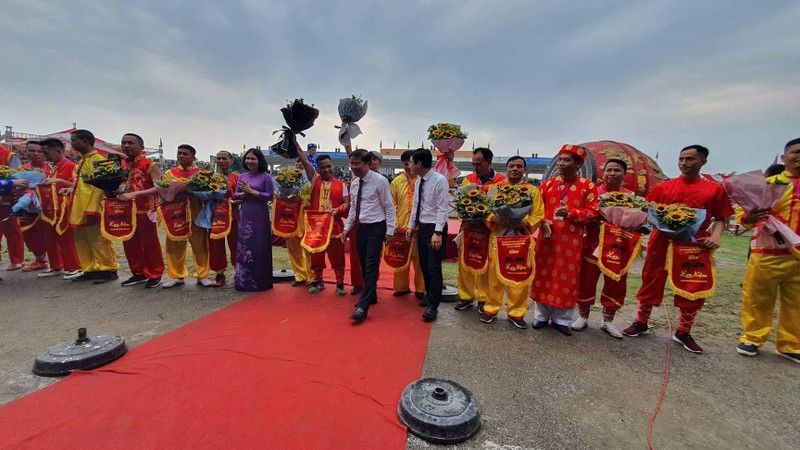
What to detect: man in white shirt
<box><xmin>343</xmin><ymin>149</ymin><xmax>396</xmax><ymax>323</ymax></box>
<box><xmin>406</xmin><ymin>149</ymin><xmax>450</xmax><ymax>322</ymax></box>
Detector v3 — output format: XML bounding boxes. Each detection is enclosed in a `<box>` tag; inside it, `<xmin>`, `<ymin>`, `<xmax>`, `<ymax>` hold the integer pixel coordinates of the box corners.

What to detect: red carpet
<box><xmin>0</xmin><ymin>274</ymin><xmax>431</xmax><ymax>448</ymax></box>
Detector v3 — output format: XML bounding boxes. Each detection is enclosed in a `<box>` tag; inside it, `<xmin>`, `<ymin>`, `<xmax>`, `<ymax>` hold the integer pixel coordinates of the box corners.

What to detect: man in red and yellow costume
<box><xmin>208</xmin><ymin>150</ymin><xmax>239</xmax><ymax>287</ymax></box>
<box><xmin>161</xmin><ymin>145</ymin><xmax>212</xmax><ymax>288</ymax></box>
<box><xmin>18</xmin><ymin>141</ymin><xmax>55</xmax><ymax>272</ymax></box>
<box><xmin>298</xmin><ymin>148</ymin><xmax>349</xmax><ymax>296</ymax></box>
<box><xmin>0</xmin><ymin>144</ymin><xmax>24</xmax><ymax>271</ymax></box>
<box><xmin>481</xmin><ymin>156</ymin><xmax>544</xmax><ymax>329</ymax></box>
<box><xmin>389</xmin><ymin>150</ymin><xmax>426</xmax><ymax>300</ymax></box>
<box><xmin>530</xmin><ymin>145</ymin><xmax>598</xmax><ymax>335</ymax></box>
<box><xmin>40</xmin><ymin>138</ymin><xmax>81</xmax><ymax>279</ymax></box>
<box><xmin>64</xmin><ymin>130</ymin><xmax>119</xmax><ymax>283</ymax></box>
<box><xmin>622</xmin><ymin>145</ymin><xmax>732</xmax><ymax>354</ymax></box>
<box><xmin>572</xmin><ymin>158</ymin><xmax>634</xmax><ymax>338</ymax></box>
<box><xmin>117</xmin><ymin>133</ymin><xmax>165</xmax><ymax>288</ymax></box>
<box><xmin>735</xmin><ymin>138</ymin><xmax>800</xmax><ymax>364</ymax></box>
<box><xmin>455</xmin><ymin>147</ymin><xmax>506</xmax><ymax>312</ymax></box>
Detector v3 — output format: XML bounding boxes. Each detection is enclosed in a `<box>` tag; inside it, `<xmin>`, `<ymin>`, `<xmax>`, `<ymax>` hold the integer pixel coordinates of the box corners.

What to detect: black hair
<box><xmin>604</xmin><ymin>158</ymin><xmax>628</xmax><ymax>172</ymax></box>
<box><xmin>243</xmin><ymin>148</ymin><xmax>268</xmax><ymax>172</ymax></box>
<box><xmin>473</xmin><ymin>147</ymin><xmax>493</xmax><ymax>162</ymax></box>
<box><xmin>680</xmin><ymin>145</ymin><xmax>709</xmax><ymax>159</ymax></box>
<box><xmin>401</xmin><ymin>150</ymin><xmax>414</xmax><ymax>162</ymax></box>
<box><xmin>216</xmin><ymin>150</ymin><xmax>233</xmax><ymax>159</ymax></box>
<box><xmin>178</xmin><ymin>144</ymin><xmax>196</xmax><ymax>156</ymax></box>
<box><xmin>785</xmin><ymin>138</ymin><xmax>800</xmax><ymax>150</ymax></box>
<box><xmin>316</xmin><ymin>154</ymin><xmax>332</xmax><ymax>163</ymax></box>
<box><xmin>411</xmin><ymin>148</ymin><xmax>433</xmax><ymax>169</ymax></box>
<box><xmin>765</xmin><ymin>164</ymin><xmax>785</xmax><ymax>177</ymax></box>
<box><xmin>26</xmin><ymin>140</ymin><xmax>40</xmax><ymax>147</ymax></box>
<box><xmin>123</xmin><ymin>133</ymin><xmax>144</xmax><ymax>147</ymax></box>
<box><xmin>39</xmin><ymin>138</ymin><xmax>65</xmax><ymax>151</ymax></box>
<box><xmin>72</xmin><ymin>129</ymin><xmax>95</xmax><ymax>146</ymax></box>
<box><xmin>506</xmin><ymin>155</ymin><xmax>526</xmax><ymax>168</ymax></box>
<box><xmin>350</xmin><ymin>149</ymin><xmax>372</xmax><ymax>164</ymax></box>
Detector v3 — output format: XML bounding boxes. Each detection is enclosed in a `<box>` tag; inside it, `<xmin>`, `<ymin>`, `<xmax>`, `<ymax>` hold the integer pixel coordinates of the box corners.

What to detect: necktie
<box><xmin>355</xmin><ymin>177</ymin><xmax>365</xmax><ymax>225</ymax></box>
<box><xmin>415</xmin><ymin>177</ymin><xmax>426</xmax><ymax>227</ymax></box>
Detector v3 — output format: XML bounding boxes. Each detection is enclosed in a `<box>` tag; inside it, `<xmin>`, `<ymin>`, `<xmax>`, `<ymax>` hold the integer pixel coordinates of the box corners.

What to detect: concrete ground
<box><xmin>1</xmin><ymin>264</ymin><xmax>797</xmax><ymax>449</ymax></box>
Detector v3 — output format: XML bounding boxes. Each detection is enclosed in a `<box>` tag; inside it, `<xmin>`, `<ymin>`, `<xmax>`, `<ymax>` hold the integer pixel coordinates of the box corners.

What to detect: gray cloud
<box><xmin>2</xmin><ymin>0</ymin><xmax>797</xmax><ymax>176</ymax></box>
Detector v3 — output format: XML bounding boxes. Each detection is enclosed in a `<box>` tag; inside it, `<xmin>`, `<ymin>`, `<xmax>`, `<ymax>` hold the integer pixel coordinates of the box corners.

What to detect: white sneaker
<box><xmin>162</xmin><ymin>279</ymin><xmax>185</xmax><ymax>289</ymax></box>
<box><xmin>62</xmin><ymin>270</ymin><xmax>83</xmax><ymax>280</ymax></box>
<box><xmin>601</xmin><ymin>322</ymin><xmax>624</xmax><ymax>339</ymax></box>
<box><xmin>38</xmin><ymin>268</ymin><xmax>65</xmax><ymax>278</ymax></box>
<box><xmin>571</xmin><ymin>316</ymin><xmax>588</xmax><ymax>331</ymax></box>
<box><xmin>198</xmin><ymin>277</ymin><xmax>213</xmax><ymax>287</ymax></box>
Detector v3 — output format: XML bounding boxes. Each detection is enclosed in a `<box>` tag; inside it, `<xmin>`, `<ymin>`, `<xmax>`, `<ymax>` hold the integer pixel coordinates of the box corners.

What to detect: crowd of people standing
<box><xmin>1</xmin><ymin>130</ymin><xmax>799</xmax><ymax>365</ymax></box>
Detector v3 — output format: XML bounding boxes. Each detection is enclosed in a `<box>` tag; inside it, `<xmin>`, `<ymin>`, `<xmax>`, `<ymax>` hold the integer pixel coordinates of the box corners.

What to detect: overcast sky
<box><xmin>2</xmin><ymin>1</ymin><xmax>797</xmax><ymax>177</ymax></box>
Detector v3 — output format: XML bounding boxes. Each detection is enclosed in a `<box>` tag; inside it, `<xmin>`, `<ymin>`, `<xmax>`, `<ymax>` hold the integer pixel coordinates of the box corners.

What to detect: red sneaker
<box><xmin>673</xmin><ymin>332</ymin><xmax>703</xmax><ymax>354</ymax></box>
<box><xmin>21</xmin><ymin>261</ymin><xmax>48</xmax><ymax>272</ymax></box>
<box><xmin>213</xmin><ymin>274</ymin><xmax>225</xmax><ymax>287</ymax></box>
<box><xmin>622</xmin><ymin>321</ymin><xmax>650</xmax><ymax>337</ymax></box>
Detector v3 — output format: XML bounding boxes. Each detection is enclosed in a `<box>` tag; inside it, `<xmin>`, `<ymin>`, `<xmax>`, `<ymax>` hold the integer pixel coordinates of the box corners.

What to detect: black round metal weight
<box><xmin>398</xmin><ymin>378</ymin><xmax>481</xmax><ymax>444</ymax></box>
<box><xmin>441</xmin><ymin>286</ymin><xmax>459</xmax><ymax>303</ymax></box>
<box><xmin>33</xmin><ymin>328</ymin><xmax>127</xmax><ymax>377</ymax></box>
<box><xmin>272</xmin><ymin>269</ymin><xmax>295</xmax><ymax>282</ymax></box>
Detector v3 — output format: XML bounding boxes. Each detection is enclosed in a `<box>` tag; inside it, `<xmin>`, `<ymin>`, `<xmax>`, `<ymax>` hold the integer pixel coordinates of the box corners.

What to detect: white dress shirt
<box><xmin>344</xmin><ymin>170</ymin><xmax>396</xmax><ymax>235</ymax></box>
<box><xmin>407</xmin><ymin>169</ymin><xmax>450</xmax><ymax>233</ymax></box>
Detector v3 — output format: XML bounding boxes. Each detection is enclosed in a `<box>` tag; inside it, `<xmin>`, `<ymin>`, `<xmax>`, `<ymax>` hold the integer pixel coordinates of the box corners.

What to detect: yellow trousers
<box><xmin>73</xmin><ymin>224</ymin><xmax>119</xmax><ymax>272</ymax></box>
<box><xmin>486</xmin><ymin>258</ymin><xmax>530</xmax><ymax>319</ymax></box>
<box><xmin>166</xmin><ymin>214</ymin><xmax>210</xmax><ymax>280</ymax></box>
<box><xmin>740</xmin><ymin>253</ymin><xmax>800</xmax><ymax>354</ymax></box>
<box><xmin>393</xmin><ymin>243</ymin><xmax>426</xmax><ymax>294</ymax></box>
<box><xmin>457</xmin><ymin>266</ymin><xmax>489</xmax><ymax>302</ymax></box>
<box><xmin>286</xmin><ymin>237</ymin><xmax>312</xmax><ymax>282</ymax></box>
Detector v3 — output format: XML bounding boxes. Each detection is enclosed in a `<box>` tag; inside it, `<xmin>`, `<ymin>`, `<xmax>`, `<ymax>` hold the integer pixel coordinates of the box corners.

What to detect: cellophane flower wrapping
<box><xmin>337</xmin><ymin>95</ymin><xmax>368</xmax><ymax>146</ymax></box>
<box><xmin>487</xmin><ymin>184</ymin><xmax>535</xmax><ymax>236</ymax></box>
<box><xmin>189</xmin><ymin>186</ymin><xmax>228</xmax><ymax>229</ymax></box>
<box><xmin>598</xmin><ymin>192</ymin><xmax>649</xmax><ymax>229</ymax></box>
<box><xmin>723</xmin><ymin>170</ymin><xmax>800</xmax><ymax>248</ymax></box>
<box><xmin>273</xmin><ymin>168</ymin><xmax>309</xmax><ymax>199</ymax></box>
<box><xmin>271</xmin><ymin>99</ymin><xmax>319</xmax><ymax>158</ymax></box>
<box><xmin>155</xmin><ymin>179</ymin><xmax>191</xmax><ymax>203</ymax></box>
<box><xmin>648</xmin><ymin>203</ymin><xmax>706</xmax><ymax>242</ymax></box>
<box><xmin>10</xmin><ymin>170</ymin><xmax>46</xmax><ymax>214</ymax></box>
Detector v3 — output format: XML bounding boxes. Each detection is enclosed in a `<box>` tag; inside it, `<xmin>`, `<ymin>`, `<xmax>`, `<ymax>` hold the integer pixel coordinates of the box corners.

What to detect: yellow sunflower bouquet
<box><xmin>188</xmin><ymin>170</ymin><xmax>228</xmax><ymax>229</ymax></box>
<box><xmin>454</xmin><ymin>184</ymin><xmax>490</xmax><ymax>224</ymax></box>
<box><xmin>486</xmin><ymin>184</ymin><xmax>535</xmax><ymax>233</ymax></box>
<box><xmin>81</xmin><ymin>159</ymin><xmax>124</xmax><ymax>197</ymax></box>
<box><xmin>0</xmin><ymin>165</ymin><xmax>18</xmax><ymax>178</ymax></box>
<box><xmin>273</xmin><ymin>168</ymin><xmax>308</xmax><ymax>199</ymax></box>
<box><xmin>598</xmin><ymin>191</ymin><xmax>649</xmax><ymax>229</ymax></box>
<box><xmin>648</xmin><ymin>202</ymin><xmax>706</xmax><ymax>241</ymax></box>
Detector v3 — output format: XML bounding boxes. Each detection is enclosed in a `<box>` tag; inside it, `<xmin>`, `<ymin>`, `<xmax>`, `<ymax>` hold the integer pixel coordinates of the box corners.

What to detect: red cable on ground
<box><xmin>647</xmin><ymin>307</ymin><xmax>674</xmax><ymax>450</ymax></box>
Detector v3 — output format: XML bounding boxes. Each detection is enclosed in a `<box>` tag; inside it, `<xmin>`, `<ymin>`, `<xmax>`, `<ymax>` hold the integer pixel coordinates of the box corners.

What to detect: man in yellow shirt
<box><xmin>481</xmin><ymin>156</ymin><xmax>544</xmax><ymax>328</ymax></box>
<box><xmin>736</xmin><ymin>138</ymin><xmax>800</xmax><ymax>364</ymax></box>
<box><xmin>389</xmin><ymin>151</ymin><xmax>426</xmax><ymax>301</ymax></box>
<box><xmin>62</xmin><ymin>129</ymin><xmax>119</xmax><ymax>283</ymax></box>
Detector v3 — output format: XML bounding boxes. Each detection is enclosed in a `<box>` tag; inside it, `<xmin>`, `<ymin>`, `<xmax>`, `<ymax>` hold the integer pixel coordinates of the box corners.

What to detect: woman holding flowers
<box><xmin>622</xmin><ymin>145</ymin><xmax>733</xmax><ymax>354</ymax></box>
<box><xmin>233</xmin><ymin>148</ymin><xmax>274</xmax><ymax>292</ymax></box>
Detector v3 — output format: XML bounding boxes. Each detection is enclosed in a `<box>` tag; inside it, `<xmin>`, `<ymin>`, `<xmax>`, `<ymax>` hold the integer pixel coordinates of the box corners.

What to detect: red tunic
<box><xmin>463</xmin><ymin>171</ymin><xmax>506</xmax><ymax>193</ymax></box>
<box><xmin>311</xmin><ymin>176</ymin><xmax>348</xmax><ymax>236</ymax></box>
<box><xmin>124</xmin><ymin>156</ymin><xmax>158</xmax><ymax>213</ymax></box>
<box><xmin>20</xmin><ymin>161</ymin><xmax>53</xmax><ymax>177</ymax></box>
<box><xmin>531</xmin><ymin>176</ymin><xmax>599</xmax><ymax>309</ymax></box>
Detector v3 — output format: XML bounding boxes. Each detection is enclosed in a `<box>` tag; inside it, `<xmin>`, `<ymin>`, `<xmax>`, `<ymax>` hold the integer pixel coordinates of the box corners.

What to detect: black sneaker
<box><xmin>508</xmin><ymin>317</ymin><xmax>528</xmax><ymax>329</ymax></box>
<box><xmin>776</xmin><ymin>351</ymin><xmax>800</xmax><ymax>365</ymax></box>
<box><xmin>121</xmin><ymin>275</ymin><xmax>147</xmax><ymax>286</ymax></box>
<box><xmin>454</xmin><ymin>300</ymin><xmax>473</xmax><ymax>311</ymax></box>
<box><xmin>479</xmin><ymin>312</ymin><xmax>495</xmax><ymax>324</ymax></box>
<box><xmin>72</xmin><ymin>272</ymin><xmax>99</xmax><ymax>282</ymax></box>
<box><xmin>94</xmin><ymin>271</ymin><xmax>119</xmax><ymax>284</ymax></box>
<box><xmin>477</xmin><ymin>302</ymin><xmax>485</xmax><ymax>314</ymax></box>
<box><xmin>145</xmin><ymin>278</ymin><xmax>162</xmax><ymax>289</ymax></box>
<box><xmin>736</xmin><ymin>342</ymin><xmax>759</xmax><ymax>357</ymax></box>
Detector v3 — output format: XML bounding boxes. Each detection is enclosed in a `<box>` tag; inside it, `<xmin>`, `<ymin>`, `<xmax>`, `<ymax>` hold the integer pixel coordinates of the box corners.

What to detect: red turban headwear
<box><xmin>557</xmin><ymin>144</ymin><xmax>587</xmax><ymax>162</ymax></box>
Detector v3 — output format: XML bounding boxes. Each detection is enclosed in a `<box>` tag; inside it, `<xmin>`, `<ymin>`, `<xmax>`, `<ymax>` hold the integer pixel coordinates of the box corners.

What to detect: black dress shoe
<box><xmin>415</xmin><ymin>292</ymin><xmax>426</xmax><ymax>300</ymax></box>
<box><xmin>94</xmin><ymin>271</ymin><xmax>118</xmax><ymax>284</ymax></box>
<box><xmin>393</xmin><ymin>290</ymin><xmax>411</xmax><ymax>297</ymax></box>
<box><xmin>290</xmin><ymin>280</ymin><xmax>305</xmax><ymax>287</ymax></box>
<box><xmin>454</xmin><ymin>300</ymin><xmax>473</xmax><ymax>311</ymax></box>
<box><xmin>553</xmin><ymin>323</ymin><xmax>573</xmax><ymax>336</ymax></box>
<box><xmin>351</xmin><ymin>286</ymin><xmax>362</xmax><ymax>295</ymax></box>
<box><xmin>350</xmin><ymin>307</ymin><xmax>368</xmax><ymax>323</ymax></box>
<box><xmin>531</xmin><ymin>320</ymin><xmax>549</xmax><ymax>329</ymax></box>
<box><xmin>418</xmin><ymin>296</ymin><xmax>428</xmax><ymax>307</ymax></box>
<box><xmin>422</xmin><ymin>307</ymin><xmax>438</xmax><ymax>322</ymax></box>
